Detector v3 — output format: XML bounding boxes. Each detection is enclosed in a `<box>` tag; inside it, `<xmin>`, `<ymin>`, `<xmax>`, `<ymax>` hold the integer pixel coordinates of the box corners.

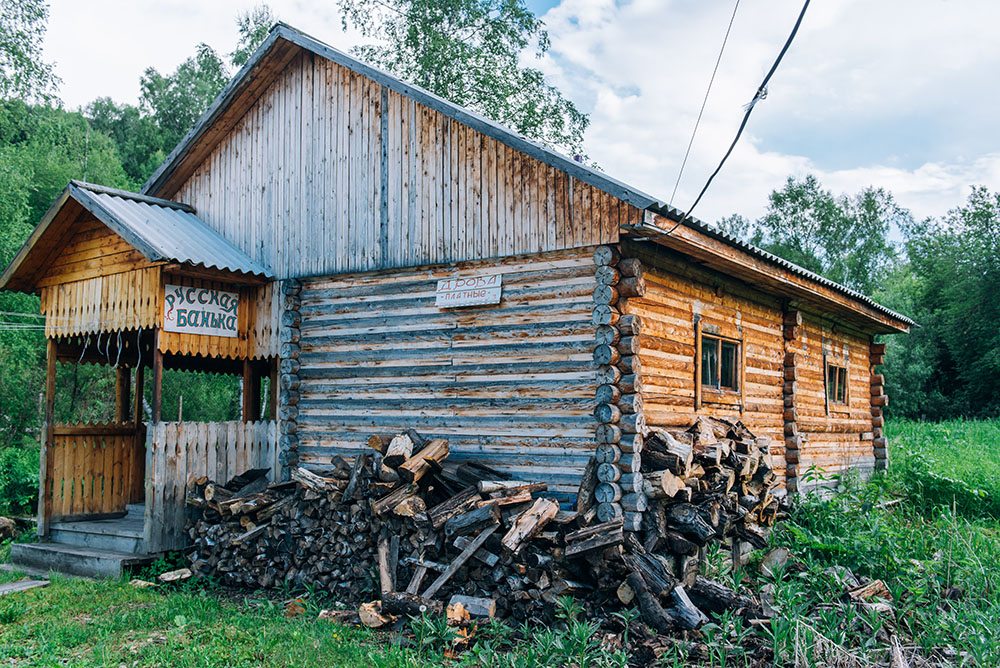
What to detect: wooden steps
<box><xmin>9</xmin><ymin>543</ymin><xmax>153</xmax><ymax>579</ymax></box>
<box><xmin>9</xmin><ymin>504</ymin><xmax>152</xmax><ymax>578</ymax></box>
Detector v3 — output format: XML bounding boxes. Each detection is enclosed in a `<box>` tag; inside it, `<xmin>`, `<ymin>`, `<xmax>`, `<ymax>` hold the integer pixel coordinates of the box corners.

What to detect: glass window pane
<box><xmin>721</xmin><ymin>341</ymin><xmax>738</xmax><ymax>390</ymax></box>
<box><xmin>837</xmin><ymin>367</ymin><xmax>847</xmax><ymax>403</ymax></box>
<box><xmin>701</xmin><ymin>336</ymin><xmax>719</xmax><ymax>387</ymax></box>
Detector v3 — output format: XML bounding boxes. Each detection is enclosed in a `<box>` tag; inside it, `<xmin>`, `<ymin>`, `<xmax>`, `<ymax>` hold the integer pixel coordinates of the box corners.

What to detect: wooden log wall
<box><xmin>592</xmin><ymin>245</ymin><xmax>648</xmax><ymax>530</ymax></box>
<box><xmin>619</xmin><ymin>245</ymin><xmax>786</xmax><ymax>481</ymax></box>
<box><xmin>788</xmin><ymin>316</ymin><xmax>875</xmax><ymax>488</ymax></box>
<box><xmin>294</xmin><ymin>248</ymin><xmax>599</xmax><ymax>500</ymax></box>
<box><xmin>174</xmin><ymin>52</ymin><xmax>641</xmax><ymax>280</ymax></box>
<box><xmin>277</xmin><ymin>279</ymin><xmax>303</xmax><ymax>480</ymax></box>
<box><xmin>44</xmin><ymin>424</ymin><xmax>138</xmax><ymax>522</ymax></box>
<box><xmin>782</xmin><ymin>309</ymin><xmax>802</xmax><ymax>492</ymax></box>
<box><xmin>870</xmin><ymin>341</ymin><xmax>888</xmax><ymax>471</ymax></box>
<box><xmin>144</xmin><ymin>420</ymin><xmax>279</xmax><ymax>552</ymax></box>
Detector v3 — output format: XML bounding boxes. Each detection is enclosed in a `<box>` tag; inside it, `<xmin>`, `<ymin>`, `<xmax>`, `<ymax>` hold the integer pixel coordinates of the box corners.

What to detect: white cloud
<box><xmin>536</xmin><ymin>0</ymin><xmax>1000</xmax><ymax>222</ymax></box>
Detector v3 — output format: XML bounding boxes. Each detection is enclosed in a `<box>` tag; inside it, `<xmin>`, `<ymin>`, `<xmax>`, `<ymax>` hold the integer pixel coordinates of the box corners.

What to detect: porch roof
<box><xmin>0</xmin><ymin>181</ymin><xmax>274</xmax><ymax>292</ymax></box>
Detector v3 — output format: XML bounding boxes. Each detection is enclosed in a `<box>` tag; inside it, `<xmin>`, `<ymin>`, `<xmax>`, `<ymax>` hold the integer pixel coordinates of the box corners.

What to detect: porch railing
<box><xmin>43</xmin><ymin>423</ymin><xmax>142</xmax><ymax>524</ymax></box>
<box><xmin>144</xmin><ymin>420</ymin><xmax>279</xmax><ymax>553</ymax></box>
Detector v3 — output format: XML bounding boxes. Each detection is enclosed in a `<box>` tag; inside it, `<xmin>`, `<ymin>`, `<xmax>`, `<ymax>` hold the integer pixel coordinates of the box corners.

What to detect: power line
<box><xmin>663</xmin><ymin>0</ymin><xmax>811</xmax><ymax>236</ymax></box>
<box><xmin>669</xmin><ymin>0</ymin><xmax>741</xmax><ymax>207</ymax></box>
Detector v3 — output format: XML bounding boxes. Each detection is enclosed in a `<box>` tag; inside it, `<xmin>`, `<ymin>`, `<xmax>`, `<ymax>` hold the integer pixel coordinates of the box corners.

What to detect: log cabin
<box><xmin>0</xmin><ymin>23</ymin><xmax>911</xmax><ymax>576</ymax></box>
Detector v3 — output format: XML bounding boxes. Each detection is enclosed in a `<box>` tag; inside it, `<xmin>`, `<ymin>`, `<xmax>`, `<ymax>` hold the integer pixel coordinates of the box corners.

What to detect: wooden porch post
<box><xmin>114</xmin><ymin>366</ymin><xmax>131</xmax><ymax>422</ymax></box>
<box><xmin>38</xmin><ymin>338</ymin><xmax>57</xmax><ymax>537</ymax></box>
<box><xmin>152</xmin><ymin>330</ymin><xmax>163</xmax><ymax>423</ymax></box>
<box><xmin>242</xmin><ymin>359</ymin><xmax>262</xmax><ymax>422</ymax></box>
<box><xmin>268</xmin><ymin>358</ymin><xmax>278</xmax><ymax>420</ymax></box>
<box><xmin>131</xmin><ymin>363</ymin><xmax>146</xmax><ymax>504</ymax></box>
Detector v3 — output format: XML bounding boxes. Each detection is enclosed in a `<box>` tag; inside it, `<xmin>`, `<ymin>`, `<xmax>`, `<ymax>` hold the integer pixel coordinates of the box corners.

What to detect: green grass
<box><xmin>2</xmin><ymin>419</ymin><xmax>1000</xmax><ymax>666</ymax></box>
<box><xmin>681</xmin><ymin>418</ymin><xmax>1000</xmax><ymax>666</ymax></box>
<box><xmin>0</xmin><ymin>574</ymin><xmax>420</xmax><ymax>667</ymax></box>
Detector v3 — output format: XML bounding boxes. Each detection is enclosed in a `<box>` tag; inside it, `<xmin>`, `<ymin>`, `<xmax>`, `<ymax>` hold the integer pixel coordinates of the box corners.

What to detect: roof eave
<box><xmin>624</xmin><ymin>219</ymin><xmax>913</xmax><ymax>334</ymax></box>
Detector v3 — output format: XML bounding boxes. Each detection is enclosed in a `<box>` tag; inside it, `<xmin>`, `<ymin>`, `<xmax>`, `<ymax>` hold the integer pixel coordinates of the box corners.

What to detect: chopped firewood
<box><xmin>398</xmin><ymin>438</ymin><xmax>449</xmax><ymax>483</ymax></box>
<box><xmin>422</xmin><ymin>524</ymin><xmax>499</xmax><ymax>599</ymax></box>
<box><xmin>158</xmin><ymin>568</ymin><xmax>192</xmax><ymax>584</ymax></box>
<box><xmin>381</xmin><ymin>592</ymin><xmax>443</xmax><ymax>617</ymax></box>
<box><xmin>372</xmin><ymin>483</ymin><xmax>418</xmax><ymax>516</ymax></box>
<box><xmin>383</xmin><ymin>433</ymin><xmax>415</xmax><ymax>468</ymax></box>
<box><xmin>445</xmin><ymin>503</ymin><xmax>501</xmax><ymax>538</ymax></box>
<box><xmin>291</xmin><ymin>467</ymin><xmax>343</xmax><ymax>493</ymax></box>
<box><xmin>564</xmin><ymin>520</ymin><xmax>624</xmax><ymax>557</ymax></box>
<box><xmin>358</xmin><ymin>601</ymin><xmax>394</xmax><ymax>628</ymax></box>
<box><xmin>453</xmin><ymin>536</ymin><xmax>500</xmax><ymax>567</ymax></box>
<box><xmin>448</xmin><ymin>595</ymin><xmax>496</xmax><ymax>619</ymax></box>
<box><xmin>446</xmin><ymin>601</ymin><xmax>470</xmax><ymax>626</ymax></box>
<box><xmin>501</xmin><ymin>498</ymin><xmax>559</xmax><ymax>553</ymax></box>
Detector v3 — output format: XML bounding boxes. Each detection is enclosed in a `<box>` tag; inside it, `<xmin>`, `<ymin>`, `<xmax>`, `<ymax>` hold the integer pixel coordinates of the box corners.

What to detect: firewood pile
<box><xmin>185</xmin><ymin>416</ymin><xmax>781</xmax><ymax>632</ymax></box>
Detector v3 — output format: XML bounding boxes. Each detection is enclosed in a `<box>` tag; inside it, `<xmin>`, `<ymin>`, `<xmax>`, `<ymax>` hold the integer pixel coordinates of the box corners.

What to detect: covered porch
<box><xmin>0</xmin><ymin>181</ymin><xmax>281</xmax><ymax>576</ymax></box>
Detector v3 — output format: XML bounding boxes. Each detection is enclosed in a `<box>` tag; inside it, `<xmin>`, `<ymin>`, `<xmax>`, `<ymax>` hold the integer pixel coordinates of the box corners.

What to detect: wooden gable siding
<box><xmin>37</xmin><ymin>216</ymin><xmax>149</xmax><ymax>288</ymax></box>
<box><xmin>174</xmin><ymin>52</ymin><xmax>636</xmax><ymax>280</ymax></box>
<box><xmin>40</xmin><ymin>267</ymin><xmax>162</xmax><ymax>338</ymax></box>
<box><xmin>295</xmin><ymin>247</ymin><xmax>599</xmax><ymax>499</ymax></box>
<box><xmin>791</xmin><ymin>316</ymin><xmax>874</xmax><ymax>484</ymax></box>
<box><xmin>620</xmin><ymin>246</ymin><xmax>786</xmax><ymax>480</ymax></box>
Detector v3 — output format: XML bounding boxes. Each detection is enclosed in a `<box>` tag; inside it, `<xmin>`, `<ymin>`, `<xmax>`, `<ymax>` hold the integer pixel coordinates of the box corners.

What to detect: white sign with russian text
<box><xmin>435</xmin><ymin>274</ymin><xmax>503</xmax><ymax>308</ymax></box>
<box><xmin>163</xmin><ymin>284</ymin><xmax>240</xmax><ymax>338</ymax></box>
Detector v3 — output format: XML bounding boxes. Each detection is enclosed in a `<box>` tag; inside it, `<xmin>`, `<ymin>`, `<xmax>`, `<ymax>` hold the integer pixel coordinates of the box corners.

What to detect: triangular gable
<box><xmin>0</xmin><ymin>181</ymin><xmax>273</xmax><ymax>293</ymax></box>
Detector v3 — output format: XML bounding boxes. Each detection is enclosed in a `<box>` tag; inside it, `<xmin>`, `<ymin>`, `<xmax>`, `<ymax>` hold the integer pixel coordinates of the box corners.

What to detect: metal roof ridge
<box><xmin>71</xmin><ymin>181</ymin><xmax>195</xmax><ymax>213</ymax></box>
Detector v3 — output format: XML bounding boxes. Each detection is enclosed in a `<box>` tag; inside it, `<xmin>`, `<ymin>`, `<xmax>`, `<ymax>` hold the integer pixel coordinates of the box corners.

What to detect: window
<box><xmin>701</xmin><ymin>335</ymin><xmax>740</xmax><ymax>392</ymax></box>
<box><xmin>826</xmin><ymin>363</ymin><xmax>848</xmax><ymax>405</ymax></box>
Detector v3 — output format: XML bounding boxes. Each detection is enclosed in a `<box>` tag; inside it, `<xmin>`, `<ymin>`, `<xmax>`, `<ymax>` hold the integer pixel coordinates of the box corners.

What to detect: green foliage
<box><xmin>231</xmin><ymin>4</ymin><xmax>279</xmax><ymax>68</ymax></box>
<box><xmin>887</xmin><ymin>419</ymin><xmax>1000</xmax><ymax>519</ymax></box>
<box><xmin>750</xmin><ymin>420</ymin><xmax>1000</xmax><ymax>665</ymax></box>
<box><xmin>720</xmin><ymin>175</ymin><xmax>904</xmax><ymax>295</ymax></box>
<box><xmin>0</xmin><ymin>0</ymin><xmax>57</xmax><ymax>101</ymax></box>
<box><xmin>139</xmin><ymin>43</ymin><xmax>229</xmax><ymax>157</ymax></box>
<box><xmin>338</xmin><ymin>0</ymin><xmax>589</xmax><ymax>157</ymax></box>
<box><xmin>0</xmin><ymin>443</ymin><xmax>36</xmax><ymax>515</ymax></box>
<box><xmin>897</xmin><ymin>188</ymin><xmax>1000</xmax><ymax>417</ymax></box>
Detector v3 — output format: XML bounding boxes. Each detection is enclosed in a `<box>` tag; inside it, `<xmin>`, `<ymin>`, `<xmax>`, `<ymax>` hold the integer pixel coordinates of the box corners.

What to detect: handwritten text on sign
<box><xmin>436</xmin><ymin>274</ymin><xmax>503</xmax><ymax>308</ymax></box>
<box><xmin>163</xmin><ymin>284</ymin><xmax>239</xmax><ymax>338</ymax></box>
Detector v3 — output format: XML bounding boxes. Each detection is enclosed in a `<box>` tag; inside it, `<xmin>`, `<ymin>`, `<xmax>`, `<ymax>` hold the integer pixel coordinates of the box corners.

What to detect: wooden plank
<box><xmin>0</xmin><ymin>580</ymin><xmax>50</xmax><ymax>596</ymax></box>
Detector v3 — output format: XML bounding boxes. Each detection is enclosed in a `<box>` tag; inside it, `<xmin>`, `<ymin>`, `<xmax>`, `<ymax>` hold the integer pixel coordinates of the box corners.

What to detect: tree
<box><xmin>718</xmin><ymin>175</ymin><xmax>905</xmax><ymax>295</ymax></box>
<box><xmin>0</xmin><ymin>0</ymin><xmax>57</xmax><ymax>101</ymax></box>
<box><xmin>139</xmin><ymin>44</ymin><xmax>229</xmax><ymax>154</ymax></box>
<box><xmin>337</xmin><ymin>0</ymin><xmax>589</xmax><ymax>157</ymax></box>
<box><xmin>231</xmin><ymin>4</ymin><xmax>278</xmax><ymax>68</ymax></box>
<box><xmin>85</xmin><ymin>97</ymin><xmax>166</xmax><ymax>186</ymax></box>
<box><xmin>0</xmin><ymin>100</ymin><xmax>130</xmax><ymax>448</ymax></box>
<box><xmin>898</xmin><ymin>187</ymin><xmax>1000</xmax><ymax>417</ymax></box>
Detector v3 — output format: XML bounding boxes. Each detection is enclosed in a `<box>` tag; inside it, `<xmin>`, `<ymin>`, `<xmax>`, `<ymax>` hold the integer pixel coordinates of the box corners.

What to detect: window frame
<box><xmin>823</xmin><ymin>355</ymin><xmax>850</xmax><ymax>413</ymax></box>
<box><xmin>695</xmin><ymin>320</ymin><xmax>745</xmax><ymax>410</ymax></box>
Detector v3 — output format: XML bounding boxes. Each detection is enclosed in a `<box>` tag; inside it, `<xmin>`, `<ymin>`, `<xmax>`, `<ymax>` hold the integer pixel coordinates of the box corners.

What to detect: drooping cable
<box><xmin>669</xmin><ymin>0</ymin><xmax>741</xmax><ymax>206</ymax></box>
<box><xmin>662</xmin><ymin>0</ymin><xmax>811</xmax><ymax>236</ymax></box>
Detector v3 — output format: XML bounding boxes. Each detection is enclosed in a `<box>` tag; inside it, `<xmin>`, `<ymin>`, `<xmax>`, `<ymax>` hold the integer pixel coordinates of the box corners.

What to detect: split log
<box><xmin>398</xmin><ymin>438</ymin><xmax>449</xmax><ymax>483</ymax></box>
<box><xmin>501</xmin><ymin>498</ymin><xmax>559</xmax><ymax>553</ymax></box>
<box><xmin>381</xmin><ymin>592</ymin><xmax>443</xmax><ymax>617</ymax></box>
<box><xmin>445</xmin><ymin>503</ymin><xmax>502</xmax><ymax>538</ymax></box>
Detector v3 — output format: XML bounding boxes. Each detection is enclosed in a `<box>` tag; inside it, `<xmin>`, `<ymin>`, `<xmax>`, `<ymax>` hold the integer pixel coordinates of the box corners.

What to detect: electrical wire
<box><xmin>662</xmin><ymin>0</ymin><xmax>811</xmax><ymax>236</ymax></box>
<box><xmin>669</xmin><ymin>0</ymin><xmax>741</xmax><ymax>206</ymax></box>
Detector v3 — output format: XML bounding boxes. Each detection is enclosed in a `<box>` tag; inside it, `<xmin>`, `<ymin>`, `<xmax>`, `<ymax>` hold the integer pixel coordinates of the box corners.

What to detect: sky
<box><xmin>41</xmin><ymin>0</ymin><xmax>1000</xmax><ymax>224</ymax></box>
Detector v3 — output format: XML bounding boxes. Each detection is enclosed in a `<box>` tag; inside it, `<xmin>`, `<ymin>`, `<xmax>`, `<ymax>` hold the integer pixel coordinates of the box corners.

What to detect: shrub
<box><xmin>0</xmin><ymin>445</ymin><xmax>37</xmax><ymax>516</ymax></box>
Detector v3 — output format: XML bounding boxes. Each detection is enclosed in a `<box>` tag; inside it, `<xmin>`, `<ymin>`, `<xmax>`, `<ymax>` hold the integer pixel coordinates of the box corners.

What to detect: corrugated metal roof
<box><xmin>70</xmin><ymin>181</ymin><xmax>273</xmax><ymax>278</ymax></box>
